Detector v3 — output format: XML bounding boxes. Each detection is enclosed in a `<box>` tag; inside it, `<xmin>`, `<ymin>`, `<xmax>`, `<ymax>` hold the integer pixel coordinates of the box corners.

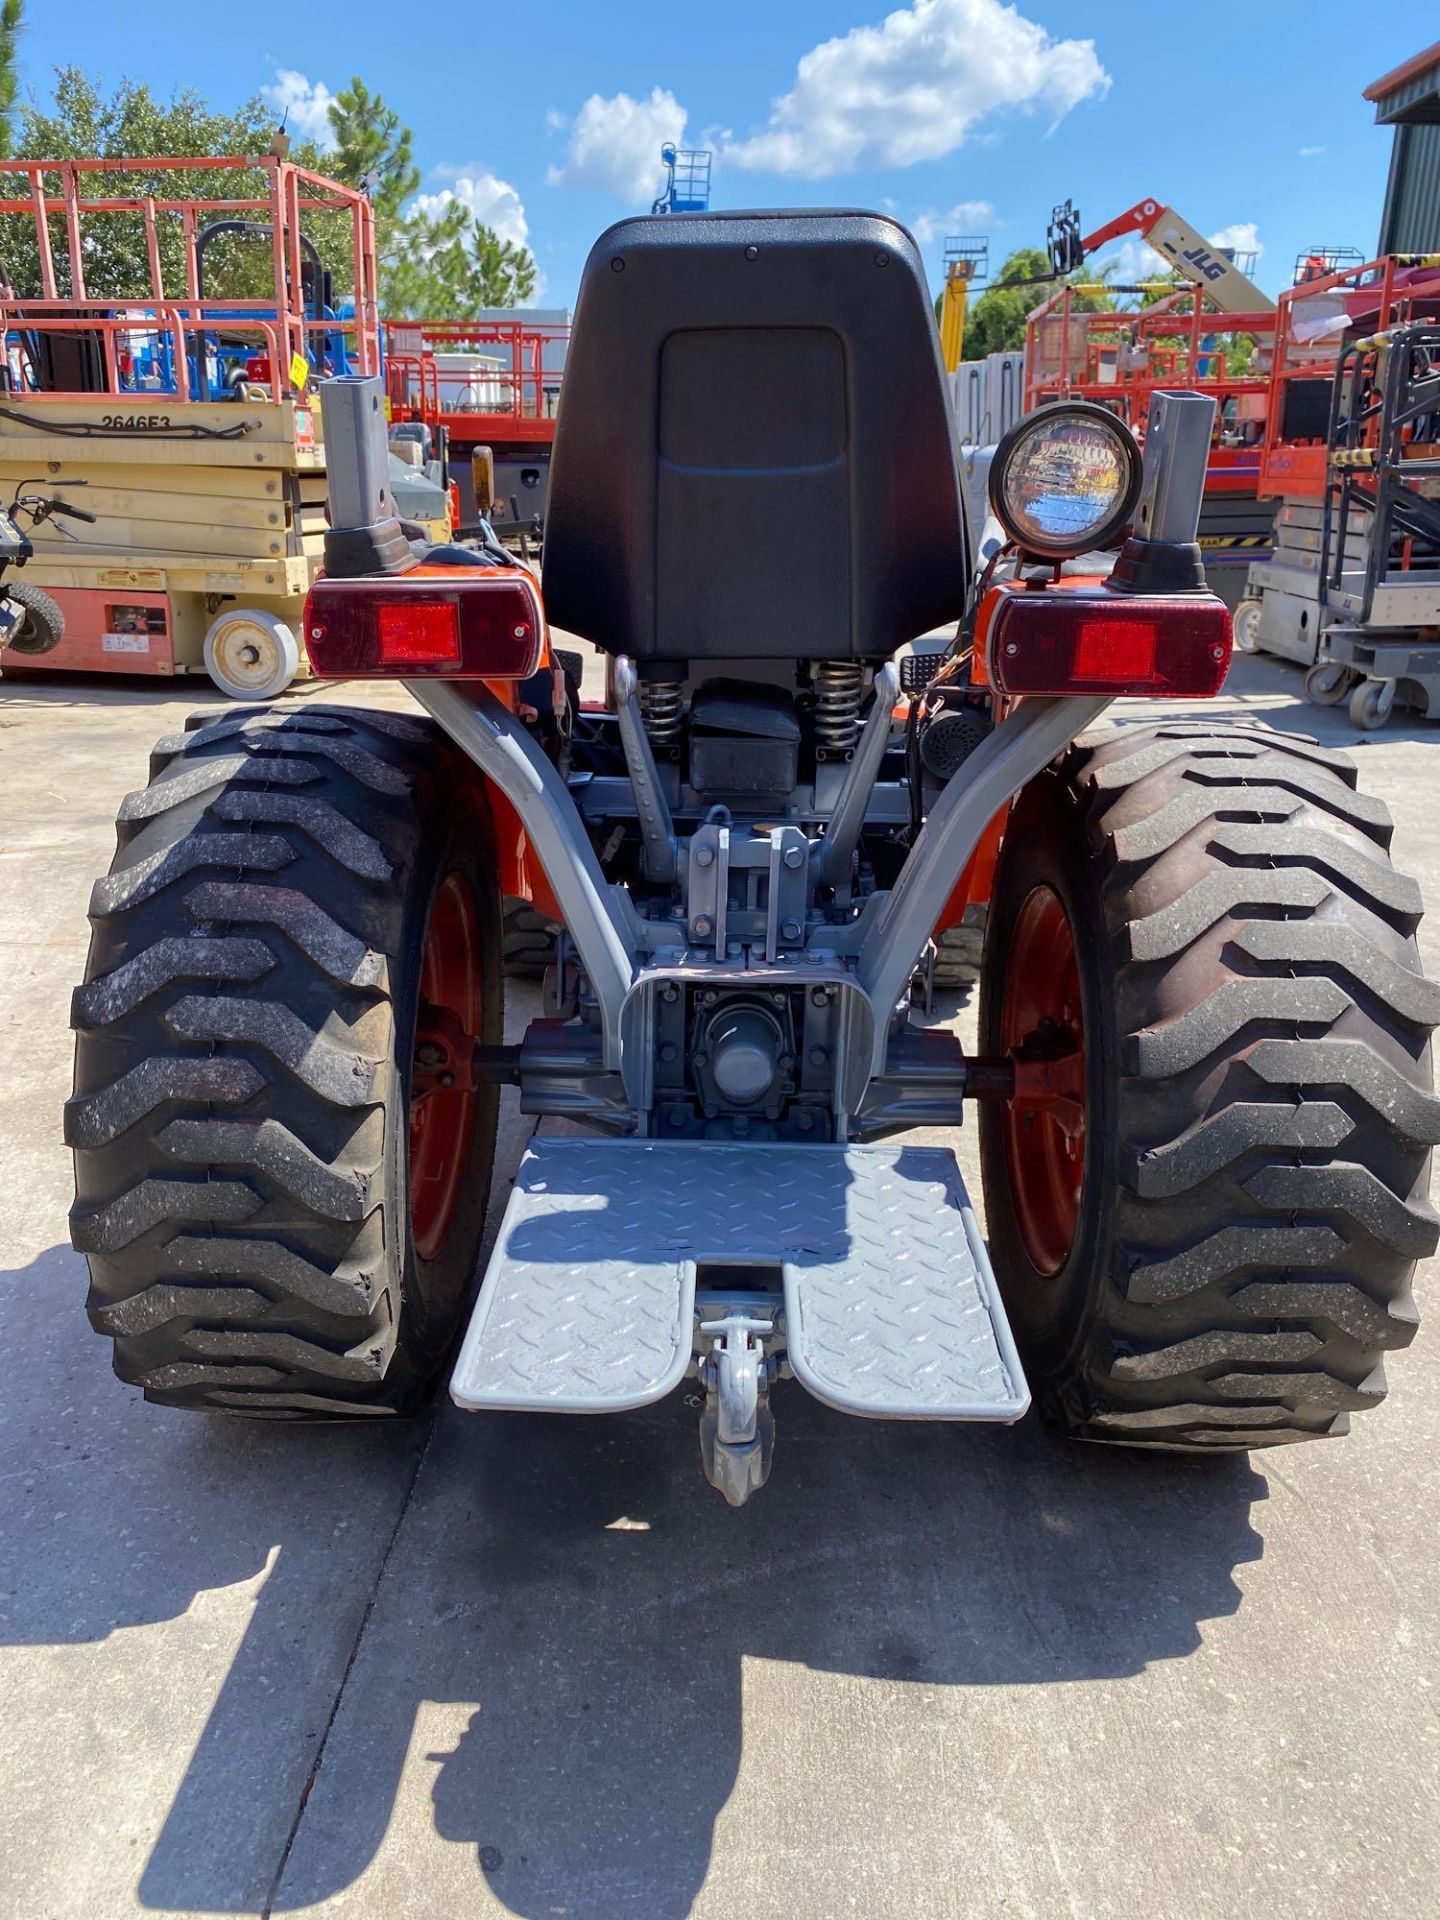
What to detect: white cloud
<box><xmin>1210</xmin><ymin>220</ymin><xmax>1263</xmax><ymax>263</ymax></box>
<box><xmin>410</xmin><ymin>168</ymin><xmax>545</xmax><ymax>295</ymax></box>
<box><xmin>547</xmin><ymin>88</ymin><xmax>688</xmax><ymax>202</ymax></box>
<box><xmin>911</xmin><ymin>199</ymin><xmax>994</xmax><ymax>246</ymax></box>
<box><xmin>262</xmin><ymin>68</ymin><xmax>337</xmax><ymax>149</ymax></box>
<box><xmin>1299</xmin><ymin>144</ymin><xmax>1325</xmax><ymax>159</ymax></box>
<box><xmin>723</xmin><ymin>0</ymin><xmax>1109</xmax><ymax>177</ymax></box>
<box><xmin>414</xmin><ymin>168</ymin><xmax>531</xmax><ymax>250</ymax></box>
<box><xmin>1092</xmin><ymin>236</ymin><xmax>1167</xmax><ymax>285</ymax></box>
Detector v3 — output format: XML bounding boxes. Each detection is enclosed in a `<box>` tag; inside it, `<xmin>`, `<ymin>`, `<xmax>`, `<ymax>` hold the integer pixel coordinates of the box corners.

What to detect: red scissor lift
<box><xmin>1023</xmin><ymin>282</ymin><xmax>1278</xmax><ymax>604</ymax></box>
<box><xmin>383</xmin><ymin>316</ymin><xmax>569</xmax><ymax>550</ymax></box>
<box><xmin>1254</xmin><ymin>252</ymin><xmax>1440</xmax><ymax>502</ymax></box>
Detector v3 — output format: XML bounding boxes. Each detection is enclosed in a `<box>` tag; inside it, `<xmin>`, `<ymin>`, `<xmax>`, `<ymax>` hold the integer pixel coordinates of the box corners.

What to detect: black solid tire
<box><xmin>67</xmin><ymin>703</ymin><xmax>502</xmax><ymax>1417</ymax></box>
<box><xmin>5</xmin><ymin>580</ymin><xmax>65</xmax><ymax>656</ymax></box>
<box><xmin>979</xmin><ymin>721</ymin><xmax>1440</xmax><ymax>1449</ymax></box>
<box><xmin>502</xmin><ymin>895</ymin><xmax>559</xmax><ymax>978</ymax></box>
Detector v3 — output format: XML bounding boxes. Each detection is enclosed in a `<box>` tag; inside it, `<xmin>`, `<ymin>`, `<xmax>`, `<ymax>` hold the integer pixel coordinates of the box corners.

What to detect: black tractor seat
<box><xmin>542</xmin><ymin>210</ymin><xmax>970</xmax><ymax>667</ymax></box>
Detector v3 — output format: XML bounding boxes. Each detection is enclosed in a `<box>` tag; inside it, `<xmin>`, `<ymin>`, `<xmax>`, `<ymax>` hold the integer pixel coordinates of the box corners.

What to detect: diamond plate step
<box><xmin>451</xmin><ymin>1138</ymin><xmax>1029</xmax><ymax>1422</ymax></box>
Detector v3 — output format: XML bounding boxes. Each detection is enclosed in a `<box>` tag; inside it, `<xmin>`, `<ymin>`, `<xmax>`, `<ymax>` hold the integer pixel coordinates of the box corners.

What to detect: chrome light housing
<box><xmin>989</xmin><ymin>402</ymin><xmax>1143</xmax><ymax>560</ymax></box>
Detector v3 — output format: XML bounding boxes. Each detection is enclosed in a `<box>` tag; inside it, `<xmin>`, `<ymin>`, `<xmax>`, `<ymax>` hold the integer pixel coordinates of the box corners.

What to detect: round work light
<box><xmin>988</xmin><ymin>402</ymin><xmax>1143</xmax><ymax>560</ymax></box>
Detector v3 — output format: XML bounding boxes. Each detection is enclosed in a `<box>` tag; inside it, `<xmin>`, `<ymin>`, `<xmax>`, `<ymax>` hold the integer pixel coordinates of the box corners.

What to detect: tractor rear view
<box><xmin>68</xmin><ymin>213</ymin><xmax>1436</xmax><ymax>1504</ymax></box>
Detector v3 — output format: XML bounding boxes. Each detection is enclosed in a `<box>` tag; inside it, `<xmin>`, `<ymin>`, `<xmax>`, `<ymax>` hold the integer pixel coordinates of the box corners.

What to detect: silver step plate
<box><xmin>451</xmin><ymin>1138</ymin><xmax>1029</xmax><ymax>1422</ymax></box>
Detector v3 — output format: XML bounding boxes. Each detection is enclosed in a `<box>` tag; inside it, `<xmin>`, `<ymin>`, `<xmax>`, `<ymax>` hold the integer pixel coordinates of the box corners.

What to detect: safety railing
<box><xmin>0</xmin><ymin>154</ymin><xmax>380</xmax><ymax>404</ymax></box>
<box><xmin>0</xmin><ymin>305</ymin><xmax>296</xmax><ymax>405</ymax></box>
<box><xmin>1320</xmin><ymin>320</ymin><xmax>1440</xmax><ymax>623</ymax></box>
<box><xmin>383</xmin><ymin>318</ymin><xmax>569</xmax><ymax>429</ymax></box>
<box><xmin>1023</xmin><ymin>282</ymin><xmax>1274</xmax><ymax>488</ymax></box>
<box><xmin>1025</xmin><ymin>284</ymin><xmax>1272</xmax><ymax>400</ymax></box>
<box><xmin>1258</xmin><ymin>251</ymin><xmax>1440</xmax><ymax>500</ymax></box>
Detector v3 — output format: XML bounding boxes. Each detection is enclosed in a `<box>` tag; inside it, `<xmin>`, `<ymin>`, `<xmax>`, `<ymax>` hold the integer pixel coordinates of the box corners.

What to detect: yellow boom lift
<box><xmin>938</xmin><ymin>236</ymin><xmax>989</xmax><ymax>372</ymax></box>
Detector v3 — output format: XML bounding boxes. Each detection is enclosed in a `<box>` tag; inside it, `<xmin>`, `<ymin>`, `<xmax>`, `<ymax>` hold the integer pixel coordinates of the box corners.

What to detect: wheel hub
<box><xmin>213</xmin><ymin>621</ymin><xmax>280</xmax><ymax>690</ymax></box>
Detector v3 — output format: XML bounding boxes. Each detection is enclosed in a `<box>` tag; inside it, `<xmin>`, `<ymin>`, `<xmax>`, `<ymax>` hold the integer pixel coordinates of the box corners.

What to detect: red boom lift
<box><xmin>1026</xmin><ymin>199</ymin><xmax>1278</xmax><ymax>605</ymax></box>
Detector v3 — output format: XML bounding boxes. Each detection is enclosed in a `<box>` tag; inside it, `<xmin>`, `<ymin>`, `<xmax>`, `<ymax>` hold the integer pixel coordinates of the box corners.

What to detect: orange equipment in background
<box><xmin>383</xmin><ymin>315</ymin><xmax>570</xmax><ymax>548</ymax></box>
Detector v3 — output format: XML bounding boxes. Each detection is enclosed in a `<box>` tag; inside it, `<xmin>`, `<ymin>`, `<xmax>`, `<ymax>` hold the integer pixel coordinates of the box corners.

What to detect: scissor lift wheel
<box><xmin>1231</xmin><ymin>597</ymin><xmax>1263</xmax><ymax>654</ymax></box>
<box><xmin>1349</xmin><ymin>678</ymin><xmax>1397</xmax><ymax>731</ymax></box>
<box><xmin>203</xmin><ymin>608</ymin><xmax>301</xmax><ymax>701</ymax></box>
<box><xmin>1304</xmin><ymin>661</ymin><xmax>1355</xmax><ymax>708</ymax></box>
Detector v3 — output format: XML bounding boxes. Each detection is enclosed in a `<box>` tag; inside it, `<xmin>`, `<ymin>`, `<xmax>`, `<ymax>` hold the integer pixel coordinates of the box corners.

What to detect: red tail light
<box><xmin>984</xmin><ymin>586</ymin><xmax>1232</xmax><ymax>698</ymax></box>
<box><xmin>376</xmin><ymin>599</ymin><xmax>461</xmax><ymax>665</ymax></box>
<box><xmin>304</xmin><ymin>571</ymin><xmax>544</xmax><ymax>679</ymax></box>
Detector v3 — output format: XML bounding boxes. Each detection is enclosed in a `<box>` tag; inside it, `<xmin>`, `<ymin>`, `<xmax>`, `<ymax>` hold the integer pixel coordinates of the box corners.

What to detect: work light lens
<box><xmin>991</xmin><ymin>405</ymin><xmax>1141</xmax><ymax>558</ymax></box>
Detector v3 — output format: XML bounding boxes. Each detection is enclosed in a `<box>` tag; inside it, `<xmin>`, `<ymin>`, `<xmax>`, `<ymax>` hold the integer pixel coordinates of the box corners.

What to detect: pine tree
<box><xmin>325</xmin><ymin>77</ymin><xmax>419</xmax><ymax>269</ymax></box>
<box><xmin>466</xmin><ymin>222</ymin><xmax>537</xmax><ymax>308</ymax></box>
<box><xmin>0</xmin><ymin>0</ymin><xmax>23</xmax><ymax>159</ymax></box>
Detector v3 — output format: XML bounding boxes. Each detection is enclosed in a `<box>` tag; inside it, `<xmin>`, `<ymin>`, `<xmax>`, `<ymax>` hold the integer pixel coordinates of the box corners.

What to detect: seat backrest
<box><xmin>542</xmin><ymin>211</ymin><xmax>968</xmax><ymax>664</ymax></box>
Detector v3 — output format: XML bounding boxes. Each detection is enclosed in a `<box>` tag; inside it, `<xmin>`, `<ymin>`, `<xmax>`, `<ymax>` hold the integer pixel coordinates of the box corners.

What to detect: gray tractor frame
<box><xmin>324</xmin><ymin>376</ymin><xmax>1215</xmax><ymax>1502</ymax></box>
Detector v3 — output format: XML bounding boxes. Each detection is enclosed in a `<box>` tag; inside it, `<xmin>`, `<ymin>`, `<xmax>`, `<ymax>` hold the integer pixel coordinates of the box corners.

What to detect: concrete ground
<box><xmin>1</xmin><ymin>652</ymin><xmax>1438</xmax><ymax>1920</ymax></box>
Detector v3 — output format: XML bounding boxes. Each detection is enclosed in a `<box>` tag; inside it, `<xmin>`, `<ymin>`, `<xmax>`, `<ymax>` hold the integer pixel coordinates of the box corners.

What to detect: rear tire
<box><xmin>931</xmin><ymin>904</ymin><xmax>987</xmax><ymax>989</ymax></box>
<box><xmin>502</xmin><ymin>895</ymin><xmax>559</xmax><ymax>978</ymax></box>
<box><xmin>68</xmin><ymin>704</ymin><xmax>502</xmax><ymax>1417</ymax></box>
<box><xmin>979</xmin><ymin>721</ymin><xmax>1438</xmax><ymax>1449</ymax></box>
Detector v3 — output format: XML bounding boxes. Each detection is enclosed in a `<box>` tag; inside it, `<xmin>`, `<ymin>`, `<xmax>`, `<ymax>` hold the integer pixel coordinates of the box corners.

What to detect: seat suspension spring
<box><xmin>639</xmin><ymin>680</ymin><xmax>685</xmax><ymax>745</ymax></box>
<box><xmin>814</xmin><ymin>661</ymin><xmax>864</xmax><ymax>756</ymax></box>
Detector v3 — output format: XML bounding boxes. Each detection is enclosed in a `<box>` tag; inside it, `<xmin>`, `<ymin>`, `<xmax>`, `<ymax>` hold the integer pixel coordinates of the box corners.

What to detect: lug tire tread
<box><xmin>502</xmin><ymin>896</ymin><xmax>559</xmax><ymax>978</ymax></box>
<box><xmin>981</xmin><ymin>720</ymin><xmax>1436</xmax><ymax>1450</ymax></box>
<box><xmin>931</xmin><ymin>905</ymin><xmax>988</xmax><ymax>988</ymax></box>
<box><xmin>68</xmin><ymin>704</ymin><xmax>497</xmax><ymax>1417</ymax></box>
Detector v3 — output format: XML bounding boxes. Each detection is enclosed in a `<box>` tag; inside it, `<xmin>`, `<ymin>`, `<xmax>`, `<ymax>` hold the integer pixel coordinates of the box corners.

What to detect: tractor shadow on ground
<box><xmin>0</xmin><ymin>1245</ymin><xmax>387</xmax><ymax>1654</ymax></box>
<box><xmin>0</xmin><ymin>1242</ymin><xmax>433</xmax><ymax>1911</ymax></box>
<box><xmin>3</xmin><ymin>1216</ymin><xmax>1265</xmax><ymax>1916</ymax></box>
<box><xmin>132</xmin><ymin>1379</ymin><xmax>1266</xmax><ymax>1917</ymax></box>
<box><xmin>420</xmin><ymin>1404</ymin><xmax>1265</xmax><ymax>1920</ymax></box>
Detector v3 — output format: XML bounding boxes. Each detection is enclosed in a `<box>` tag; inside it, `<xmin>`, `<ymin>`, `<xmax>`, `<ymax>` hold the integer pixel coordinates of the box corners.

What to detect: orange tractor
<box><xmin>64</xmin><ymin>214</ymin><xmax>1436</xmax><ymax>1503</ymax></box>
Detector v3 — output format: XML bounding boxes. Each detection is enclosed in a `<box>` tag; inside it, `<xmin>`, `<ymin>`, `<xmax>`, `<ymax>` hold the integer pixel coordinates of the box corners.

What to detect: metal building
<box><xmin>1366</xmin><ymin>42</ymin><xmax>1440</xmax><ymax>255</ymax></box>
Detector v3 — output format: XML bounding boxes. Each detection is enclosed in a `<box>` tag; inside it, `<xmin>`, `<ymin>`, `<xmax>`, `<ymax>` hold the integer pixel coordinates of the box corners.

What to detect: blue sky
<box><xmin>20</xmin><ymin>0</ymin><xmax>1423</xmax><ymax>308</ymax></box>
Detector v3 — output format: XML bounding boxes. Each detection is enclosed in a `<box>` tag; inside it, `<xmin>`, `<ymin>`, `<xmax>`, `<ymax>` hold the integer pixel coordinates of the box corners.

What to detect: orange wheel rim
<box><xmin>409</xmin><ymin>873</ymin><xmax>481</xmax><ymax>1261</ymax></box>
<box><xmin>999</xmin><ymin>884</ymin><xmax>1086</xmax><ymax>1276</ymax></box>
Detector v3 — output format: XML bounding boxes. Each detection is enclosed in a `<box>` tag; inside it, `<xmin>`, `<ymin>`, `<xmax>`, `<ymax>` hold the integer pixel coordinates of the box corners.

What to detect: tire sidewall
<box><xmin>978</xmin><ymin>769</ymin><xmax>1122</xmax><ymax>1400</ymax></box>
